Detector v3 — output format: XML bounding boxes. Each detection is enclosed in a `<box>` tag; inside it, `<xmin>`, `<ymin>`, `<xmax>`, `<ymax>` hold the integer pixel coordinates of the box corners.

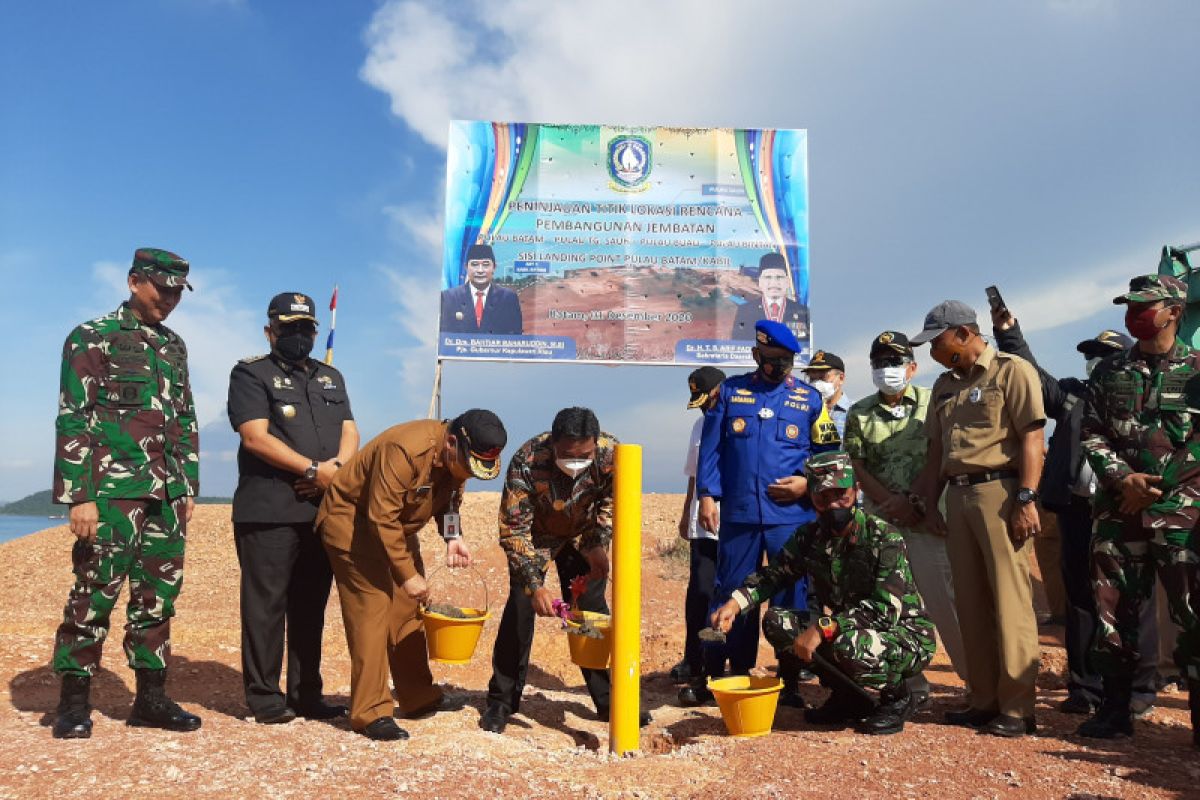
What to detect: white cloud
<box><xmin>383</xmin><ymin>204</ymin><xmax>444</xmax><ymax>254</ymax></box>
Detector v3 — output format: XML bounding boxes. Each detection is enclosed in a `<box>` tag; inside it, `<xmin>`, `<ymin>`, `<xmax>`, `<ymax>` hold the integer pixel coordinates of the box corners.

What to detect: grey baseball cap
<box><xmin>910</xmin><ymin>300</ymin><xmax>978</xmax><ymax>345</ymax></box>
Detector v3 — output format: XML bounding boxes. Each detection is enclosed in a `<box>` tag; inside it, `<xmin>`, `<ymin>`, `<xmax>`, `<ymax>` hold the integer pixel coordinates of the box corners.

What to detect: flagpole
<box><xmin>324</xmin><ymin>284</ymin><xmax>338</xmax><ymax>365</ymax></box>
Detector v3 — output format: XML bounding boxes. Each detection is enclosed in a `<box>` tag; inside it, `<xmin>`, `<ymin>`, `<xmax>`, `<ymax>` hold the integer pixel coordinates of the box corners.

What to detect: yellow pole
<box><xmin>610</xmin><ymin>443</ymin><xmax>641</xmax><ymax>755</ymax></box>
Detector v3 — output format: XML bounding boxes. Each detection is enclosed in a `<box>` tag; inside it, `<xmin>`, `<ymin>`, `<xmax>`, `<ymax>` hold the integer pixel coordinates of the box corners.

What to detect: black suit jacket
<box><xmin>730</xmin><ymin>296</ymin><xmax>809</xmax><ymax>341</ymax></box>
<box><xmin>440</xmin><ymin>283</ymin><xmax>523</xmax><ymax>335</ymax></box>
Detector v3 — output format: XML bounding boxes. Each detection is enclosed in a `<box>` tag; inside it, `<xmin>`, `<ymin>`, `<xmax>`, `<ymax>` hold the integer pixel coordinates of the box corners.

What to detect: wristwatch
<box><xmin>1016</xmin><ymin>487</ymin><xmax>1039</xmax><ymax>505</ymax></box>
<box><xmin>816</xmin><ymin>615</ymin><xmax>838</xmax><ymax>643</ymax></box>
<box><xmin>303</xmin><ymin>460</ymin><xmax>319</xmax><ymax>481</ymax></box>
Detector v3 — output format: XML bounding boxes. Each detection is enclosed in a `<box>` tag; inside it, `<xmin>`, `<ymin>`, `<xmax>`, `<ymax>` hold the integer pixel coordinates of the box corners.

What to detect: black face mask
<box><xmin>755</xmin><ymin>351</ymin><xmax>794</xmax><ymax>384</ymax></box>
<box><xmin>818</xmin><ymin>506</ymin><xmax>854</xmax><ymax>533</ymax></box>
<box><xmin>274</xmin><ymin>332</ymin><xmax>314</xmax><ymax>364</ymax></box>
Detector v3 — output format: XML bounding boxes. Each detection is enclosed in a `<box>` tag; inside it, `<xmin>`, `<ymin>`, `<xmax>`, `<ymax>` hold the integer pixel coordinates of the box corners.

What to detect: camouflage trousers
<box><xmin>52</xmin><ymin>496</ymin><xmax>187</xmax><ymax>676</ymax></box>
<box><xmin>1090</xmin><ymin>514</ymin><xmax>1200</xmax><ymax>681</ymax></box>
<box><xmin>762</xmin><ymin>607</ymin><xmax>935</xmax><ymax>691</ymax></box>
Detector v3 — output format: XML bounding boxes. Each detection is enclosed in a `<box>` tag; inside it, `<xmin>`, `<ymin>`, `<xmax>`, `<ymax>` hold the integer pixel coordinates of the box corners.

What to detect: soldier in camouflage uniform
<box><xmin>712</xmin><ymin>452</ymin><xmax>936</xmax><ymax>735</ymax></box>
<box><xmin>50</xmin><ymin>248</ymin><xmax>202</xmax><ymax>739</ymax></box>
<box><xmin>1080</xmin><ymin>273</ymin><xmax>1200</xmax><ymax>744</ymax></box>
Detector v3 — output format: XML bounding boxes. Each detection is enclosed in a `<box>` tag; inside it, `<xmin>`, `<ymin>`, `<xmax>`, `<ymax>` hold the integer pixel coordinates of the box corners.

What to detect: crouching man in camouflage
<box><xmin>50</xmin><ymin>248</ymin><xmax>202</xmax><ymax>739</ymax></box>
<box><xmin>712</xmin><ymin>452</ymin><xmax>936</xmax><ymax>735</ymax></box>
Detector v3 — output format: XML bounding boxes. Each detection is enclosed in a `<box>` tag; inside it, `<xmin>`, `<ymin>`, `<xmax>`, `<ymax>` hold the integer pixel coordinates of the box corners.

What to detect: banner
<box><xmin>438</xmin><ymin>121</ymin><xmax>809</xmax><ymax>365</ymax></box>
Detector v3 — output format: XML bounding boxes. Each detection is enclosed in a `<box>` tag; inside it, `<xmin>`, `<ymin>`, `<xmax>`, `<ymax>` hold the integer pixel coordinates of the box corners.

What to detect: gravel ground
<box><xmin>1</xmin><ymin>494</ymin><xmax>1196</xmax><ymax>799</ymax></box>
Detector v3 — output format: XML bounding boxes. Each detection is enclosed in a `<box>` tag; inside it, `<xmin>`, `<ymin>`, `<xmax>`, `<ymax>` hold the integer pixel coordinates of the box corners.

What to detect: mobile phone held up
<box><xmin>985</xmin><ymin>285</ymin><xmax>1006</xmax><ymax>313</ymax></box>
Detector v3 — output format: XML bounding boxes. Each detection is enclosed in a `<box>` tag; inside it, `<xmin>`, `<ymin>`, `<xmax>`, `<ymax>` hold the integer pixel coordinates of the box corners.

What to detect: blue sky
<box><xmin>2</xmin><ymin>0</ymin><xmax>1198</xmax><ymax>501</ymax></box>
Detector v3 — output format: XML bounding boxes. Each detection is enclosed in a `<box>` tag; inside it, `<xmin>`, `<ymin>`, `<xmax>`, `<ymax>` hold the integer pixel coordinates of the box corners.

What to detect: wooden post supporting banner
<box><xmin>610</xmin><ymin>443</ymin><xmax>642</xmax><ymax>755</ymax></box>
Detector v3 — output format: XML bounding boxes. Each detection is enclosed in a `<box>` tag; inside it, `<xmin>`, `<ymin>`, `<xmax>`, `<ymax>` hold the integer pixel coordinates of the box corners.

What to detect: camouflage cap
<box><xmin>132</xmin><ymin>248</ymin><xmax>192</xmax><ymax>291</ymax></box>
<box><xmin>1112</xmin><ymin>274</ymin><xmax>1187</xmax><ymax>305</ymax></box>
<box><xmin>804</xmin><ymin>451</ymin><xmax>856</xmax><ymax>493</ymax></box>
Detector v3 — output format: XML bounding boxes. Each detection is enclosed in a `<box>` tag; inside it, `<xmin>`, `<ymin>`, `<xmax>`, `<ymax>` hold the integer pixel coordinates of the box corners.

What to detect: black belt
<box><xmin>946</xmin><ymin>469</ymin><xmax>1018</xmax><ymax>487</ymax></box>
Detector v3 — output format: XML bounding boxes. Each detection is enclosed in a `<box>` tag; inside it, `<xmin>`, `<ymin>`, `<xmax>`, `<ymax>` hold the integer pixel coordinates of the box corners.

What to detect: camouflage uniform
<box><xmin>52</xmin><ymin>249</ymin><xmax>198</xmax><ymax>678</ymax></box>
<box><xmin>729</xmin><ymin>452</ymin><xmax>936</xmax><ymax>691</ymax></box>
<box><xmin>1081</xmin><ymin>275</ymin><xmax>1200</xmax><ymax>687</ymax></box>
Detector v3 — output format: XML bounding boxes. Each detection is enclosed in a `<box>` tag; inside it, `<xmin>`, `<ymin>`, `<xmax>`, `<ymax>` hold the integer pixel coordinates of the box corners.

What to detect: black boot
<box><xmin>861</xmin><ymin>683</ymin><xmax>916</xmax><ymax>735</ymax></box>
<box><xmin>127</xmin><ymin>668</ymin><xmax>202</xmax><ymax>732</ymax></box>
<box><xmin>52</xmin><ymin>674</ymin><xmax>93</xmax><ymax>739</ymax></box>
<box><xmin>776</xmin><ymin>651</ymin><xmax>807</xmax><ymax>708</ymax></box>
<box><xmin>1076</xmin><ymin>674</ymin><xmax>1132</xmax><ymax>739</ymax></box>
<box><xmin>804</xmin><ymin>686</ymin><xmax>875</xmax><ymax>725</ymax></box>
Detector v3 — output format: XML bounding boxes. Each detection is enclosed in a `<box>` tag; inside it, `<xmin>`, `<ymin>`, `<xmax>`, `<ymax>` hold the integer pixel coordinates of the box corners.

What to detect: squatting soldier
<box><xmin>51</xmin><ymin>248</ymin><xmax>202</xmax><ymax>739</ymax></box>
<box><xmin>1079</xmin><ymin>274</ymin><xmax>1200</xmax><ymax>744</ymax></box>
<box><xmin>711</xmin><ymin>452</ymin><xmax>936</xmax><ymax>735</ymax></box>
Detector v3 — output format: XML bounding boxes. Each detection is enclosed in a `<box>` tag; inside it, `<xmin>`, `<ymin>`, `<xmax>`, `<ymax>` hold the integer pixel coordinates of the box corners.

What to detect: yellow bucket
<box><xmin>421</xmin><ymin>606</ymin><xmax>490</xmax><ymax>664</ymax></box>
<box><xmin>565</xmin><ymin>611</ymin><xmax>612</xmax><ymax>670</ymax></box>
<box><xmin>420</xmin><ymin>565</ymin><xmax>491</xmax><ymax>665</ymax></box>
<box><xmin>708</xmin><ymin>676</ymin><xmax>782</xmax><ymax>738</ymax></box>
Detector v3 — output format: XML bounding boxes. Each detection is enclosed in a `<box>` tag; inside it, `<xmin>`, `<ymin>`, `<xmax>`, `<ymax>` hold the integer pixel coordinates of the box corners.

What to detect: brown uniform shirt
<box><xmin>316</xmin><ymin>420</ymin><xmax>461</xmax><ymax>584</ymax></box>
<box><xmin>924</xmin><ymin>345</ymin><xmax>1045</xmax><ymax>477</ymax></box>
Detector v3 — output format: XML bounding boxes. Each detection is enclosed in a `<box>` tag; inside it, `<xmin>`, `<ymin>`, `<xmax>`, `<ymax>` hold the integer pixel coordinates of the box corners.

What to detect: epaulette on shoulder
<box><xmin>239</xmin><ymin>354</ymin><xmax>269</xmax><ymax>364</ymax></box>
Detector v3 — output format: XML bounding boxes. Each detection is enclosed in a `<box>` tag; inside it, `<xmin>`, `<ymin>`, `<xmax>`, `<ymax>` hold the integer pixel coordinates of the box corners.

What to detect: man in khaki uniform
<box><xmin>911</xmin><ymin>300</ymin><xmax>1046</xmax><ymax>738</ymax></box>
<box><xmin>316</xmin><ymin>410</ymin><xmax>506</xmax><ymax>740</ymax></box>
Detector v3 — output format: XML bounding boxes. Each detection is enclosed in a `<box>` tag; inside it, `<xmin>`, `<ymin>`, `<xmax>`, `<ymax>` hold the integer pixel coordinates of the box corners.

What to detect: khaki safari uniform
<box><xmin>315</xmin><ymin>420</ymin><xmax>461</xmax><ymax>730</ymax></box>
<box><xmin>925</xmin><ymin>345</ymin><xmax>1045</xmax><ymax>719</ymax></box>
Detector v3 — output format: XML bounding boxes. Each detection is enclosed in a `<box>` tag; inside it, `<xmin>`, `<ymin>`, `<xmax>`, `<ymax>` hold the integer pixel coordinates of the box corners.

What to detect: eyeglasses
<box><xmin>870</xmin><ymin>357</ymin><xmax>909</xmax><ymax>369</ymax></box>
<box><xmin>275</xmin><ymin>320</ymin><xmax>317</xmax><ymax>336</ymax></box>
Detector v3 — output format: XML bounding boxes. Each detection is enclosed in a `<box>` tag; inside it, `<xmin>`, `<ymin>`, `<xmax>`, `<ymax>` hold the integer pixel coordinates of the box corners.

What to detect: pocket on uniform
<box><xmin>955</xmin><ymin>386</ymin><xmax>1001</xmax><ymax>428</ymax></box>
<box><xmin>776</xmin><ymin>413</ymin><xmax>807</xmax><ymax>445</ymax></box>
<box><xmin>99</xmin><ymin>374</ymin><xmax>150</xmax><ymax>408</ymax></box>
<box><xmin>727</xmin><ymin>412</ymin><xmax>754</xmax><ymax>437</ymax></box>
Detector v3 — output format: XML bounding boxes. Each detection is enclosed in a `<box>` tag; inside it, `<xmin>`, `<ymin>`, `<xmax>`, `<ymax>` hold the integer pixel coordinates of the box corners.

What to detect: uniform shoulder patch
<box><xmin>239</xmin><ymin>354</ymin><xmax>269</xmax><ymax>364</ymax></box>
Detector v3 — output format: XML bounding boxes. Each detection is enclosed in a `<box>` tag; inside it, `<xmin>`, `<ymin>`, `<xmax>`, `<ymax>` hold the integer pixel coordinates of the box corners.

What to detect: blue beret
<box><xmin>754</xmin><ymin>319</ymin><xmax>800</xmax><ymax>353</ymax></box>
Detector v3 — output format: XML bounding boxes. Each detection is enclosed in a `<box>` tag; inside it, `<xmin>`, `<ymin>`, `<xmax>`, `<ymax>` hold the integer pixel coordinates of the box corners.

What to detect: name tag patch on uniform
<box><xmin>731</xmin><ymin>418</ymin><xmax>747</xmax><ymax>433</ymax></box>
<box><xmin>785</xmin><ymin>424</ymin><xmax>799</xmax><ymax>439</ymax></box>
<box><xmin>730</xmin><ymin>396</ymin><xmax>756</xmax><ymax>404</ymax></box>
<box><xmin>784</xmin><ymin>401</ymin><xmax>809</xmax><ymax>411</ymax></box>
<box><xmin>758</xmin><ymin>407</ymin><xmax>774</xmax><ymax>419</ymax></box>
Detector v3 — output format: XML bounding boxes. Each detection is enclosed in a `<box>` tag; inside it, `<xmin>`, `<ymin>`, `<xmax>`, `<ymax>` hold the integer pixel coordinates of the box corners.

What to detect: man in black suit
<box><xmin>731</xmin><ymin>252</ymin><xmax>808</xmax><ymax>342</ymax></box>
<box><xmin>440</xmin><ymin>244</ymin><xmax>523</xmax><ymax>335</ymax></box>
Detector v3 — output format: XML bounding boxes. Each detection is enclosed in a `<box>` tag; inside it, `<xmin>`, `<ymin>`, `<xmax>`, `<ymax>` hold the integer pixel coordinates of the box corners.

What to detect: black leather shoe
<box><xmin>861</xmin><ymin>686</ymin><xmax>916</xmax><ymax>736</ymax></box>
<box><xmin>804</xmin><ymin>690</ymin><xmax>874</xmax><ymax>726</ymax></box>
<box><xmin>983</xmin><ymin>714</ymin><xmax>1036</xmax><ymax>738</ymax></box>
<box><xmin>254</xmin><ymin>706</ymin><xmax>297</xmax><ymax>725</ymax></box>
<box><xmin>778</xmin><ymin>685</ymin><xmax>807</xmax><ymax>709</ymax></box>
<box><xmin>479</xmin><ymin>706</ymin><xmax>510</xmax><ymax>734</ymax></box>
<box><xmin>293</xmin><ymin>700</ymin><xmax>348</xmax><ymax>720</ymax></box>
<box><xmin>669</xmin><ymin>660</ymin><xmax>692</xmax><ymax>684</ymax></box>
<box><xmin>1058</xmin><ymin>693</ymin><xmax>1097</xmax><ymax>715</ymax></box>
<box><xmin>596</xmin><ymin>705</ymin><xmax>651</xmax><ymax>727</ymax></box>
<box><xmin>677</xmin><ymin>685</ymin><xmax>714</xmax><ymax>707</ymax></box>
<box><xmin>360</xmin><ymin>717</ymin><xmax>409</xmax><ymax>741</ymax></box>
<box><xmin>1076</xmin><ymin>710</ymin><xmax>1132</xmax><ymax>739</ymax></box>
<box><xmin>944</xmin><ymin>707</ymin><xmax>997</xmax><ymax>728</ymax></box>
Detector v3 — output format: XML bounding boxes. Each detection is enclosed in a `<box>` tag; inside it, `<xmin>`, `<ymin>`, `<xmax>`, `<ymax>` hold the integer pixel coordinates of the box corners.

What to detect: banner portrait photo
<box><xmin>438</xmin><ymin>121</ymin><xmax>810</xmax><ymax>365</ymax></box>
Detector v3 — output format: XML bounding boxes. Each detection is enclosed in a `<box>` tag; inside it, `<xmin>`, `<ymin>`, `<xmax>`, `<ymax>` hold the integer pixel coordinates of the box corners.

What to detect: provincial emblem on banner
<box><xmin>607</xmin><ymin>135</ymin><xmax>652</xmax><ymax>192</ymax></box>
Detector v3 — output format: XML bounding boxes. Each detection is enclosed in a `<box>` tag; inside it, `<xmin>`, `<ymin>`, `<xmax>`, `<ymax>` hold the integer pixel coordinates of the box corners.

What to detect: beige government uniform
<box><xmin>315</xmin><ymin>420</ymin><xmax>460</xmax><ymax>730</ymax></box>
<box><xmin>924</xmin><ymin>345</ymin><xmax>1045</xmax><ymax>718</ymax></box>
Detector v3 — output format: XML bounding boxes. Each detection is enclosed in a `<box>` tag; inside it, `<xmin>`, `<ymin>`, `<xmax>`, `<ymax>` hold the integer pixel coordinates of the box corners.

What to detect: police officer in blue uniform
<box><xmin>691</xmin><ymin>320</ymin><xmax>829</xmax><ymax>707</ymax></box>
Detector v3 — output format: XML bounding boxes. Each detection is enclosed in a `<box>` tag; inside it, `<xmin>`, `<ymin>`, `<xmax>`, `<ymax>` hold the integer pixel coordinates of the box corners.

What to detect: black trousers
<box><xmin>1058</xmin><ymin>497</ymin><xmax>1160</xmax><ymax>703</ymax></box>
<box><xmin>486</xmin><ymin>544</ymin><xmax>611</xmax><ymax>715</ymax></box>
<box><xmin>683</xmin><ymin>538</ymin><xmax>718</xmax><ymax>674</ymax></box>
<box><xmin>234</xmin><ymin>522</ymin><xmax>334</xmax><ymax>714</ymax></box>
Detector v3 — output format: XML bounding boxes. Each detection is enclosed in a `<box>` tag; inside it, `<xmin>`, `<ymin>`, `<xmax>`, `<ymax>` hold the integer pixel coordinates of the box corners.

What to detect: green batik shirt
<box><xmin>733</xmin><ymin>508</ymin><xmax>931</xmax><ymax>636</ymax></box>
<box><xmin>54</xmin><ymin>303</ymin><xmax>199</xmax><ymax>504</ymax></box>
<box><xmin>843</xmin><ymin>384</ymin><xmax>930</xmax><ymax>513</ymax></box>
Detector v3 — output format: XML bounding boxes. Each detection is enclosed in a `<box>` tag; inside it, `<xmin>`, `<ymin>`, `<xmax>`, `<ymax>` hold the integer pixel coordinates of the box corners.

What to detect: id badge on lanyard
<box><xmin>442</xmin><ymin>512</ymin><xmax>461</xmax><ymax>540</ymax></box>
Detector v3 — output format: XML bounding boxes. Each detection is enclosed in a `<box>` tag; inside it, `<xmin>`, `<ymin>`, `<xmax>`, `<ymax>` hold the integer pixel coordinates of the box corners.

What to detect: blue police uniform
<box><xmin>697</xmin><ymin>321</ymin><xmax>831</xmax><ymax>676</ymax></box>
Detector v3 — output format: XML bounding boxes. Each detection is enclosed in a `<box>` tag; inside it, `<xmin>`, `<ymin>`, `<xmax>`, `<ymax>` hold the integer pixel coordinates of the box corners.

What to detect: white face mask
<box><xmin>556</xmin><ymin>458</ymin><xmax>593</xmax><ymax>478</ymax></box>
<box><xmin>811</xmin><ymin>379</ymin><xmax>836</xmax><ymax>401</ymax></box>
<box><xmin>872</xmin><ymin>366</ymin><xmax>909</xmax><ymax>395</ymax></box>
<box><xmin>1085</xmin><ymin>357</ymin><xmax>1103</xmax><ymax>377</ymax></box>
